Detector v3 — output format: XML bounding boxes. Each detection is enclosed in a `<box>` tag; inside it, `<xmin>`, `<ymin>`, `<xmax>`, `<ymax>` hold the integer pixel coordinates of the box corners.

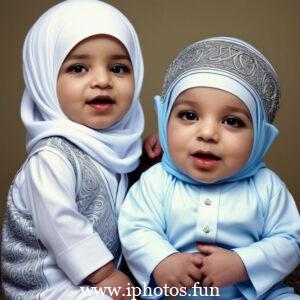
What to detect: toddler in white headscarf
<box><xmin>2</xmin><ymin>0</ymin><xmax>145</xmax><ymax>299</ymax></box>
<box><xmin>119</xmin><ymin>37</ymin><xmax>300</xmax><ymax>299</ymax></box>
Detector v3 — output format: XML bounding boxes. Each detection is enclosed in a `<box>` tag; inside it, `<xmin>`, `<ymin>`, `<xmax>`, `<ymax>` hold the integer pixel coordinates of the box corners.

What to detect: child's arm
<box><xmin>119</xmin><ymin>166</ymin><xmax>180</xmax><ymax>288</ymax></box>
<box><xmin>196</xmin><ymin>244</ymin><xmax>248</xmax><ymax>287</ymax></box>
<box><xmin>88</xmin><ymin>261</ymin><xmax>134</xmax><ymax>300</ymax></box>
<box><xmin>232</xmin><ymin>181</ymin><xmax>300</xmax><ymax>299</ymax></box>
<box><xmin>24</xmin><ymin>150</ymin><xmax>116</xmax><ymax>286</ymax></box>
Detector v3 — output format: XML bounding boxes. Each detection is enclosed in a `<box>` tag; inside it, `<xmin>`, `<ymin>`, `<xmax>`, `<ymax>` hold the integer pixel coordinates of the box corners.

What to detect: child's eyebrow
<box><xmin>173</xmin><ymin>98</ymin><xmax>196</xmax><ymax>108</ymax></box>
<box><xmin>224</xmin><ymin>105</ymin><xmax>252</xmax><ymax>120</ymax></box>
<box><xmin>66</xmin><ymin>54</ymin><xmax>90</xmax><ymax>60</ymax></box>
<box><xmin>65</xmin><ymin>53</ymin><xmax>130</xmax><ymax>61</ymax></box>
<box><xmin>111</xmin><ymin>54</ymin><xmax>131</xmax><ymax>61</ymax></box>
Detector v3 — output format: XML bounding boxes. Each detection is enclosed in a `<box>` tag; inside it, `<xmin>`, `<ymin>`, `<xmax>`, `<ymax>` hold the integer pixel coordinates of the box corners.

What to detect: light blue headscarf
<box><xmin>155</xmin><ymin>37</ymin><xmax>280</xmax><ymax>185</ymax></box>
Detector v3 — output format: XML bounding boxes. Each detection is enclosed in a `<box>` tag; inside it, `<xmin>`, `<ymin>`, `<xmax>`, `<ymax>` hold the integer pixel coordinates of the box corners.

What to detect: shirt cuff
<box><xmin>129</xmin><ymin>238</ymin><xmax>178</xmax><ymax>286</ymax></box>
<box><xmin>56</xmin><ymin>232</ymin><xmax>113</xmax><ymax>285</ymax></box>
<box><xmin>233</xmin><ymin>246</ymin><xmax>264</xmax><ymax>298</ymax></box>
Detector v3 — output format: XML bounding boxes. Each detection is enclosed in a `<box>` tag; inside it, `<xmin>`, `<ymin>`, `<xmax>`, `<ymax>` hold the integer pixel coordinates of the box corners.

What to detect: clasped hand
<box><xmin>153</xmin><ymin>244</ymin><xmax>248</xmax><ymax>290</ymax></box>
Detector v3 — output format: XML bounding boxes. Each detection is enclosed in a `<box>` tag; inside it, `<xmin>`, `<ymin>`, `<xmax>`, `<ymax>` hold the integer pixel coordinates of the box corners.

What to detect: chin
<box><xmin>191</xmin><ymin>174</ymin><xmax>222</xmax><ymax>184</ymax></box>
<box><xmin>86</xmin><ymin>124</ymin><xmax>106</xmax><ymax>130</ymax></box>
<box><xmin>198</xmin><ymin>178</ymin><xmax>219</xmax><ymax>184</ymax></box>
<box><xmin>87</xmin><ymin>120</ymin><xmax>115</xmax><ymax>130</ymax></box>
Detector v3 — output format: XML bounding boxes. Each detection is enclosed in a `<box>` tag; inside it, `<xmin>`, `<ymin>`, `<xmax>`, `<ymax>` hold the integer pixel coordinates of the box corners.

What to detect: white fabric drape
<box><xmin>21</xmin><ymin>0</ymin><xmax>144</xmax><ymax>174</ymax></box>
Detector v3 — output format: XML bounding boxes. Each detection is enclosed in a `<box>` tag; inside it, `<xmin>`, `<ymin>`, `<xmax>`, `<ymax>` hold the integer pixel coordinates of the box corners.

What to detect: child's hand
<box><xmin>88</xmin><ymin>262</ymin><xmax>134</xmax><ymax>300</ymax></box>
<box><xmin>153</xmin><ymin>252</ymin><xmax>203</xmax><ymax>290</ymax></box>
<box><xmin>128</xmin><ymin>133</ymin><xmax>162</xmax><ymax>185</ymax></box>
<box><xmin>143</xmin><ymin>133</ymin><xmax>162</xmax><ymax>160</ymax></box>
<box><xmin>96</xmin><ymin>270</ymin><xmax>134</xmax><ymax>300</ymax></box>
<box><xmin>197</xmin><ymin>244</ymin><xmax>248</xmax><ymax>288</ymax></box>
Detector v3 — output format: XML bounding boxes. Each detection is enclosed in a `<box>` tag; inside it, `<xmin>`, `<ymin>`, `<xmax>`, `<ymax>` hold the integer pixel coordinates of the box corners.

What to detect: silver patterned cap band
<box><xmin>161</xmin><ymin>37</ymin><xmax>280</xmax><ymax>123</ymax></box>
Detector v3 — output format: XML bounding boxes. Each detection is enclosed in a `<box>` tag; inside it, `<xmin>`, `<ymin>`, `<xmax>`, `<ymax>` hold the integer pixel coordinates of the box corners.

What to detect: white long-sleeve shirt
<box><xmin>2</xmin><ymin>137</ymin><xmax>123</xmax><ymax>299</ymax></box>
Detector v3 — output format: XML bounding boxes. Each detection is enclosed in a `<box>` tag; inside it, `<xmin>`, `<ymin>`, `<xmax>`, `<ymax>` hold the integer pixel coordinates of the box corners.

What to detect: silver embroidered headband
<box><xmin>161</xmin><ymin>37</ymin><xmax>280</xmax><ymax>123</ymax></box>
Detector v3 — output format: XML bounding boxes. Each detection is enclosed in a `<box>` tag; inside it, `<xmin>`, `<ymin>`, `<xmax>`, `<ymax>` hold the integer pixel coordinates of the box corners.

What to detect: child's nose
<box><xmin>196</xmin><ymin>120</ymin><xmax>219</xmax><ymax>143</ymax></box>
<box><xmin>91</xmin><ymin>69</ymin><xmax>112</xmax><ymax>89</ymax></box>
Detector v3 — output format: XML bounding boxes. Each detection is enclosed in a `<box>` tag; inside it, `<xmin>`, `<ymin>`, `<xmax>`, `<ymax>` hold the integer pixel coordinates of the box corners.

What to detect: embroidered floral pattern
<box><xmin>2</xmin><ymin>189</ymin><xmax>49</xmax><ymax>299</ymax></box>
<box><xmin>161</xmin><ymin>39</ymin><xmax>280</xmax><ymax>123</ymax></box>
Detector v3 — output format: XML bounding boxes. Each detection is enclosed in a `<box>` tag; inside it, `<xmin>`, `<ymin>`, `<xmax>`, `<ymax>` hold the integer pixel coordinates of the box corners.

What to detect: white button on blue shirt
<box><xmin>204</xmin><ymin>198</ymin><xmax>212</xmax><ymax>205</ymax></box>
<box><xmin>203</xmin><ymin>225</ymin><xmax>210</xmax><ymax>233</ymax></box>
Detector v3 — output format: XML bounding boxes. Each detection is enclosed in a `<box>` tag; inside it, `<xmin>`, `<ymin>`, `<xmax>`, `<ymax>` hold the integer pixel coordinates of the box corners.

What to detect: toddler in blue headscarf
<box><xmin>119</xmin><ymin>37</ymin><xmax>300</xmax><ymax>299</ymax></box>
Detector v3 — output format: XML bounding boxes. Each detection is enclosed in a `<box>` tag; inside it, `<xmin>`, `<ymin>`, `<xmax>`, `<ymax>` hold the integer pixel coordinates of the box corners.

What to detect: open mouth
<box><xmin>191</xmin><ymin>151</ymin><xmax>221</xmax><ymax>169</ymax></box>
<box><xmin>87</xmin><ymin>96</ymin><xmax>115</xmax><ymax>112</ymax></box>
<box><xmin>87</xmin><ymin>96</ymin><xmax>115</xmax><ymax>105</ymax></box>
<box><xmin>192</xmin><ymin>151</ymin><xmax>221</xmax><ymax>161</ymax></box>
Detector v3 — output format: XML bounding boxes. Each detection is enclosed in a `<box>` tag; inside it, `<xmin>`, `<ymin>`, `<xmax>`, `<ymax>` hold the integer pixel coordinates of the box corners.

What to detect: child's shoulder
<box><xmin>131</xmin><ymin>163</ymin><xmax>175</xmax><ymax>194</ymax></box>
<box><xmin>26</xmin><ymin>136</ymin><xmax>89</xmax><ymax>166</ymax></box>
<box><xmin>139</xmin><ymin>162</ymin><xmax>171</xmax><ymax>182</ymax></box>
<box><xmin>24</xmin><ymin>137</ymin><xmax>74</xmax><ymax>169</ymax></box>
<box><xmin>252</xmin><ymin>167</ymin><xmax>285</xmax><ymax>199</ymax></box>
<box><xmin>23</xmin><ymin>137</ymin><xmax>83</xmax><ymax>177</ymax></box>
<box><xmin>127</xmin><ymin>163</ymin><xmax>176</xmax><ymax>206</ymax></box>
<box><xmin>30</xmin><ymin>136</ymin><xmax>80</xmax><ymax>156</ymax></box>
<box><xmin>253</xmin><ymin>167</ymin><xmax>284</xmax><ymax>186</ymax></box>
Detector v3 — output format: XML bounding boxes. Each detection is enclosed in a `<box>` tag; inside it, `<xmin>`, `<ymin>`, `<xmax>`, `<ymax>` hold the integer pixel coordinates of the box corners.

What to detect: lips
<box><xmin>192</xmin><ymin>151</ymin><xmax>221</xmax><ymax>161</ymax></box>
<box><xmin>87</xmin><ymin>96</ymin><xmax>115</xmax><ymax>112</ymax></box>
<box><xmin>191</xmin><ymin>150</ymin><xmax>221</xmax><ymax>169</ymax></box>
<box><xmin>87</xmin><ymin>95</ymin><xmax>115</xmax><ymax>105</ymax></box>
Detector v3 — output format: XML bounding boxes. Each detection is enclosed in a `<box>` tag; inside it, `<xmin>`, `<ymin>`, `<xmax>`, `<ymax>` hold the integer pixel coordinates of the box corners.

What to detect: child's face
<box><xmin>57</xmin><ymin>35</ymin><xmax>134</xmax><ymax>129</ymax></box>
<box><xmin>168</xmin><ymin>87</ymin><xmax>253</xmax><ymax>183</ymax></box>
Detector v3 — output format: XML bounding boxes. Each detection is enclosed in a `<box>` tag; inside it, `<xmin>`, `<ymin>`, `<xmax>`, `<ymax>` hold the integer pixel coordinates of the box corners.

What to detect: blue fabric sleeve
<box><xmin>118</xmin><ymin>165</ymin><xmax>178</xmax><ymax>286</ymax></box>
<box><xmin>234</xmin><ymin>183</ymin><xmax>300</xmax><ymax>299</ymax></box>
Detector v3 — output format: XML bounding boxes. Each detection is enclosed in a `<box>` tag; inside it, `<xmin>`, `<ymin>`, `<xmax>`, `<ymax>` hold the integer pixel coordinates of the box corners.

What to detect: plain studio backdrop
<box><xmin>0</xmin><ymin>0</ymin><xmax>299</xmax><ymax>227</ymax></box>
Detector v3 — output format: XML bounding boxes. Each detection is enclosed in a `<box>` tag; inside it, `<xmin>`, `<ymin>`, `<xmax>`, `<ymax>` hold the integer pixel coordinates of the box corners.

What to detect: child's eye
<box><xmin>178</xmin><ymin>111</ymin><xmax>198</xmax><ymax>121</ymax></box>
<box><xmin>67</xmin><ymin>65</ymin><xmax>88</xmax><ymax>73</ymax></box>
<box><xmin>223</xmin><ymin>117</ymin><xmax>245</xmax><ymax>127</ymax></box>
<box><xmin>110</xmin><ymin>64</ymin><xmax>129</xmax><ymax>74</ymax></box>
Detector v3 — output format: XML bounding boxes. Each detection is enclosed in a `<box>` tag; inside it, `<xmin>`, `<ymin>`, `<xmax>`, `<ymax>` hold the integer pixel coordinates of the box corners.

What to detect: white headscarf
<box><xmin>21</xmin><ymin>0</ymin><xmax>144</xmax><ymax>174</ymax></box>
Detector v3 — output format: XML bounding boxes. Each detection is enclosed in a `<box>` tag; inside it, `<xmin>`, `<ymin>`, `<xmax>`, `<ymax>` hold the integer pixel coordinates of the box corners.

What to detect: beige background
<box><xmin>1</xmin><ymin>0</ymin><xmax>299</xmax><ymax>230</ymax></box>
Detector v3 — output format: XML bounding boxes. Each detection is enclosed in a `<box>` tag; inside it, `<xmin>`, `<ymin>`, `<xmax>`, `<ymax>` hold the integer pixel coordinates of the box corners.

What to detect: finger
<box><xmin>180</xmin><ymin>276</ymin><xmax>196</xmax><ymax>289</ymax></box>
<box><xmin>152</xmin><ymin>133</ymin><xmax>159</xmax><ymax>143</ymax></box>
<box><xmin>192</xmin><ymin>252</ymin><xmax>204</xmax><ymax>266</ymax></box>
<box><xmin>152</xmin><ymin>135</ymin><xmax>162</xmax><ymax>157</ymax></box>
<box><xmin>143</xmin><ymin>142</ymin><xmax>155</xmax><ymax>158</ymax></box>
<box><xmin>189</xmin><ymin>265</ymin><xmax>203</xmax><ymax>282</ymax></box>
<box><xmin>202</xmin><ymin>276</ymin><xmax>213</xmax><ymax>288</ymax></box>
<box><xmin>143</xmin><ymin>135</ymin><xmax>156</xmax><ymax>146</ymax></box>
<box><xmin>154</xmin><ymin>144</ymin><xmax>163</xmax><ymax>157</ymax></box>
<box><xmin>197</xmin><ymin>243</ymin><xmax>226</xmax><ymax>254</ymax></box>
<box><xmin>168</xmin><ymin>281</ymin><xmax>184</xmax><ymax>290</ymax></box>
<box><xmin>196</xmin><ymin>244</ymin><xmax>216</xmax><ymax>255</ymax></box>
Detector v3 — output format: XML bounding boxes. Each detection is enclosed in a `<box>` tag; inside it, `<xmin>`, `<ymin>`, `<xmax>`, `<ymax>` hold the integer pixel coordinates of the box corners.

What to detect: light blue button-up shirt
<box><xmin>119</xmin><ymin>163</ymin><xmax>300</xmax><ymax>299</ymax></box>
